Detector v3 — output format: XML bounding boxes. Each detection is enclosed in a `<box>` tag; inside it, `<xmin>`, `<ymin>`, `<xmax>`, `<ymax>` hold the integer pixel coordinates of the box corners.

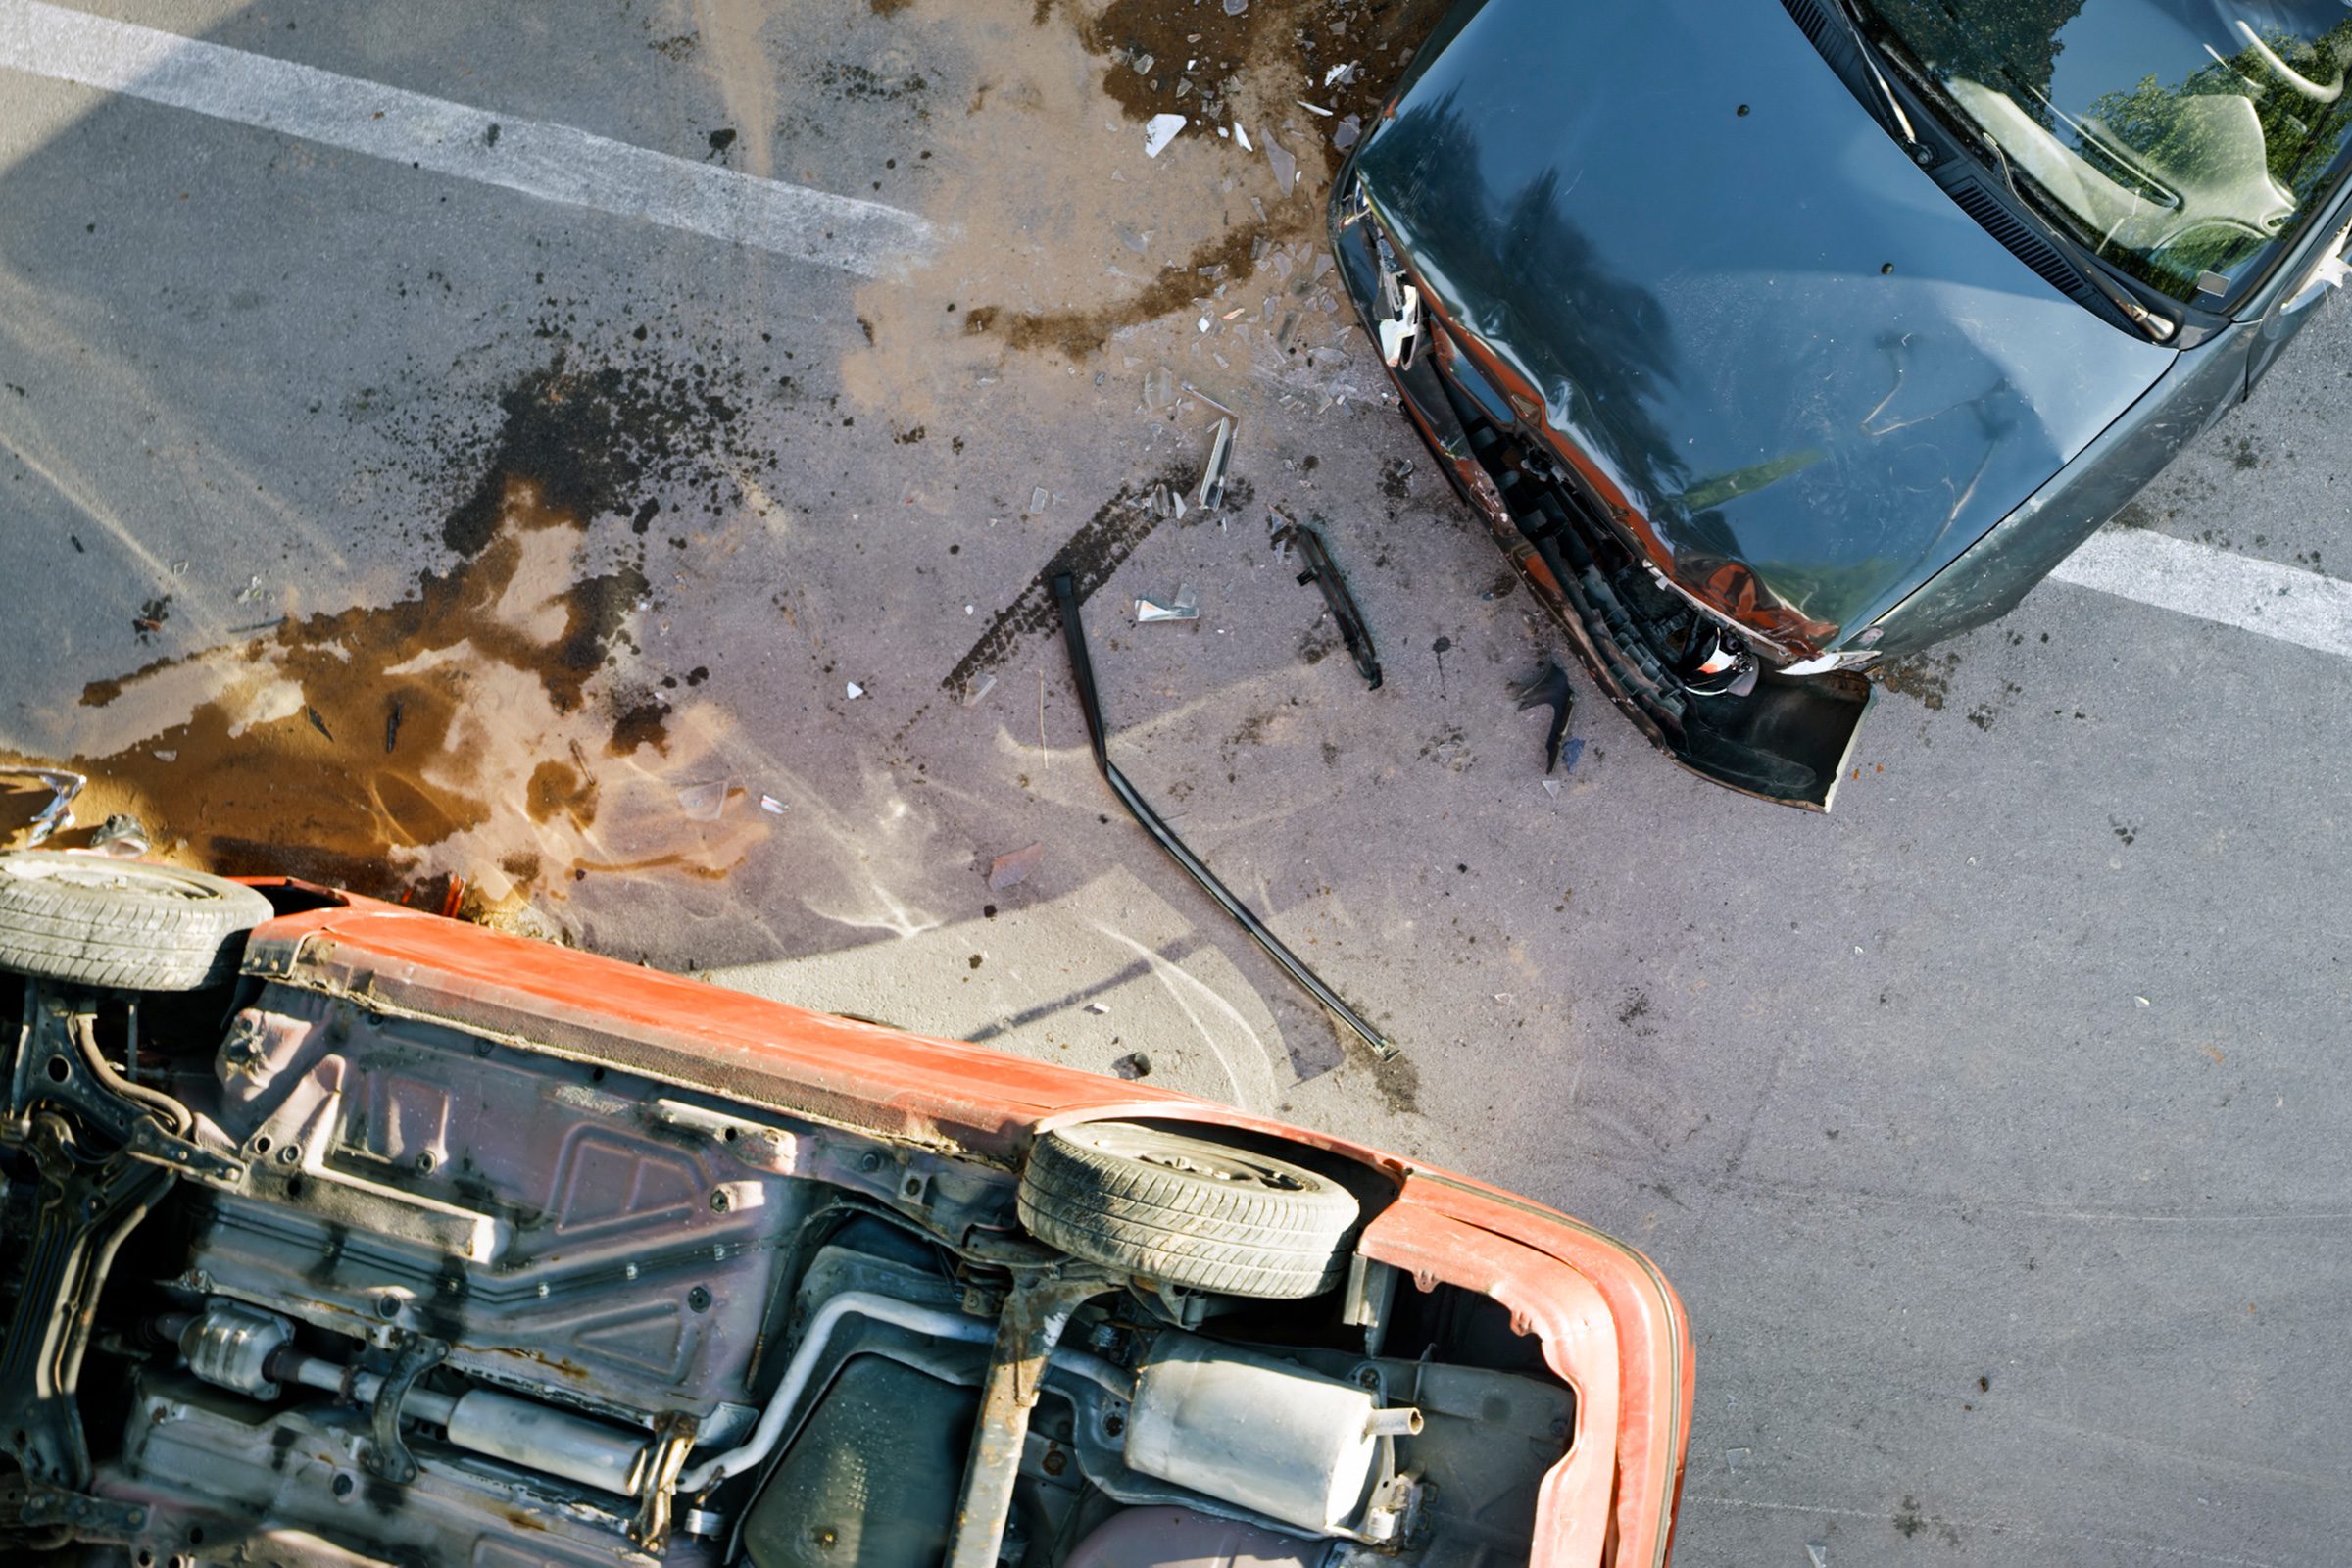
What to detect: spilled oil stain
<box><xmin>1876</xmin><ymin>651</ymin><xmax>1960</xmax><ymax>711</ymax></box>
<box><xmin>993</xmin><ymin>225</ymin><xmax>1269</xmax><ymax>360</ymax></box>
<box><xmin>1072</xmin><ymin>0</ymin><xmax>1452</xmax><ymax>165</ymax></box>
<box><xmin>4</xmin><ymin>357</ymin><xmax>779</xmax><ymax>920</ymax></box>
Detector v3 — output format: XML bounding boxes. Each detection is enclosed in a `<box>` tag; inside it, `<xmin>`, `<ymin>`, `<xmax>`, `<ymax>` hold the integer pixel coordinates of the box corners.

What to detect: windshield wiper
<box><xmin>1977</xmin><ymin>135</ymin><xmax>2178</xmax><ymax>342</ymax></box>
<box><xmin>1822</xmin><ymin>0</ymin><xmax>1919</xmax><ymax>149</ymax></box>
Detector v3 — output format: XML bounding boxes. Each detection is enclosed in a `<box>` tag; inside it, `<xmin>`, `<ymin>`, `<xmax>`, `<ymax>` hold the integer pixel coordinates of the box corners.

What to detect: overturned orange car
<box><xmin>0</xmin><ymin>851</ymin><xmax>1690</xmax><ymax>1568</ymax></box>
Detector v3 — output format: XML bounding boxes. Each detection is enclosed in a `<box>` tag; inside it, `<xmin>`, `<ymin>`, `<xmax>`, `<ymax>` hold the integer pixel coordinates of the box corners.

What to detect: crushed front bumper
<box><xmin>1329</xmin><ymin>180</ymin><xmax>1873</xmax><ymax>810</ymax></box>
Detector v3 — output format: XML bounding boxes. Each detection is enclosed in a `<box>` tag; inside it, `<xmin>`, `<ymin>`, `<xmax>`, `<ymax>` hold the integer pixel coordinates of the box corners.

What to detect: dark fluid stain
<box><xmin>1875</xmin><ymin>651</ymin><xmax>1959</xmax><ymax>711</ymax></box>
<box><xmin>939</xmin><ymin>474</ymin><xmax>1186</xmax><ymax>695</ymax></box>
<box><xmin>439</xmin><ymin>355</ymin><xmax>755</xmax><ymax>559</ymax></box>
<box><xmin>1073</xmin><ymin>0</ymin><xmax>1449</xmax><ymax>173</ymax></box>
<box><xmin>526</xmin><ymin>760</ymin><xmax>599</xmax><ymax>827</ymax></box>
<box><xmin>16</xmin><ymin>480</ymin><xmax>666</xmax><ymax>904</ymax></box>
<box><xmin>993</xmin><ymin>225</ymin><xmax>1269</xmax><ymax>360</ymax></box>
<box><xmin>134</xmin><ymin>595</ymin><xmax>172</xmax><ymax>641</ymax></box>
<box><xmin>707</xmin><ymin>126</ymin><xmax>738</xmax><ymax>157</ymax></box>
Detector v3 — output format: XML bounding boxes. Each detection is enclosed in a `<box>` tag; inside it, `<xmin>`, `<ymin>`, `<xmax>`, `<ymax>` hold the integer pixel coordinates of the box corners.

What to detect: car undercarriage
<box><xmin>0</xmin><ymin>859</ymin><xmax>1601</xmax><ymax>1568</ymax></box>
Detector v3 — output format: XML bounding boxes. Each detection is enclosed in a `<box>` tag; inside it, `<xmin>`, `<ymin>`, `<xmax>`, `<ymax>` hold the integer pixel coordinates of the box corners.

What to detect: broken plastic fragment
<box><xmin>1323</xmin><ymin>62</ymin><xmax>1357</xmax><ymax>87</ymax></box>
<box><xmin>1333</xmin><ymin>114</ymin><xmax>1361</xmax><ymax>152</ymax></box>
<box><xmin>987</xmin><ymin>842</ymin><xmax>1044</xmax><ymax>891</ymax></box>
<box><xmin>758</xmin><ymin>794</ymin><xmax>788</xmax><ymax>815</ymax></box>
<box><xmin>674</xmin><ymin>779</ymin><xmax>730</xmax><ymax>821</ymax></box>
<box><xmin>1085</xmin><ymin>1002</ymin><xmax>1109</xmax><ymax>1015</ymax></box>
<box><xmin>1136</xmin><ymin>585</ymin><xmax>1200</xmax><ymax>623</ymax></box>
<box><xmin>1265</xmin><ymin>137</ymin><xmax>1298</xmax><ymax>194</ymax></box>
<box><xmin>87</xmin><ymin>813</ymin><xmax>151</xmax><ymax>858</ymax></box>
<box><xmin>1297</xmin><ymin>100</ymin><xmax>1334</xmax><ymax>117</ymax></box>
<box><xmin>1144</xmin><ymin>114</ymin><xmax>1187</xmax><ymax>158</ymax></box>
<box><xmin>1198</xmin><ymin>417</ymin><xmax>1234</xmax><ymax>510</ymax></box>
<box><xmin>846</xmin><ymin>681</ymin><xmax>865</xmax><ymax>700</ymax></box>
<box><xmin>1</xmin><ymin>765</ymin><xmax>85</xmax><ymax>846</ymax></box>
<box><xmin>1234</xmin><ymin>122</ymin><xmax>1253</xmax><ymax>152</ymax></box>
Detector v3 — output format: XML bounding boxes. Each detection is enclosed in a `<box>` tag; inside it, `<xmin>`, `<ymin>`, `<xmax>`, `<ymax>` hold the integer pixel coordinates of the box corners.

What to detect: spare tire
<box><xmin>0</xmin><ymin>852</ymin><xmax>275</xmax><ymax>991</ymax></box>
<box><xmin>1017</xmin><ymin>1122</ymin><xmax>1360</xmax><ymax>1298</ymax></box>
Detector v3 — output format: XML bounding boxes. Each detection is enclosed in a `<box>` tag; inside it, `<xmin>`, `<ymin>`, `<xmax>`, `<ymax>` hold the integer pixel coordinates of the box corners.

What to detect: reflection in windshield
<box><xmin>1861</xmin><ymin>1</ymin><xmax>2352</xmax><ymax>302</ymax></box>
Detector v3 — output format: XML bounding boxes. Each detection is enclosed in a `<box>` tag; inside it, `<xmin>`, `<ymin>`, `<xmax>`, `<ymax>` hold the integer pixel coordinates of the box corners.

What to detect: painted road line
<box><xmin>0</xmin><ymin>0</ymin><xmax>933</xmax><ymax>276</ymax></box>
<box><xmin>2049</xmin><ymin>524</ymin><xmax>2352</xmax><ymax>663</ymax></box>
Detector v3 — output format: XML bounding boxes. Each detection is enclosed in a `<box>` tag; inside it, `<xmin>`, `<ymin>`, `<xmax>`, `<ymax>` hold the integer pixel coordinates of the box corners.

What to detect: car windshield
<box><xmin>1857</xmin><ymin>1</ymin><xmax>2352</xmax><ymax>304</ymax></box>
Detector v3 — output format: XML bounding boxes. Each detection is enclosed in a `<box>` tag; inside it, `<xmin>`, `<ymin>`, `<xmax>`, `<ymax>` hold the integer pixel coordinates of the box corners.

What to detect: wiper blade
<box><xmin>1053</xmin><ymin>572</ymin><xmax>1397</xmax><ymax>1061</ymax></box>
<box><xmin>1824</xmin><ymin>0</ymin><xmax>1918</xmax><ymax>149</ymax></box>
<box><xmin>1977</xmin><ymin>135</ymin><xmax>2177</xmax><ymax>343</ymax></box>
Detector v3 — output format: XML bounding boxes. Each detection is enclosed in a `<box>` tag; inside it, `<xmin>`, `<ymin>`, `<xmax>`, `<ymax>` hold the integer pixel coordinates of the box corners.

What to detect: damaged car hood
<box><xmin>1350</xmin><ymin>0</ymin><xmax>2180</xmax><ymax>643</ymax></box>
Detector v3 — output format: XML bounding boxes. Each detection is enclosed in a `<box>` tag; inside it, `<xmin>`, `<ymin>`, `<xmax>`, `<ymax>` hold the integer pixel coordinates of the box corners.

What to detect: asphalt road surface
<box><xmin>4</xmin><ymin>2</ymin><xmax>2350</xmax><ymax>1563</ymax></box>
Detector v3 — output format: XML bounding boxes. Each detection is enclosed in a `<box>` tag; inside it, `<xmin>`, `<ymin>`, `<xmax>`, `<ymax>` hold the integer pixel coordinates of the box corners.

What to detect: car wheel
<box><xmin>0</xmin><ymin>851</ymin><xmax>275</xmax><ymax>991</ymax></box>
<box><xmin>1017</xmin><ymin>1122</ymin><xmax>1361</xmax><ymax>1298</ymax></box>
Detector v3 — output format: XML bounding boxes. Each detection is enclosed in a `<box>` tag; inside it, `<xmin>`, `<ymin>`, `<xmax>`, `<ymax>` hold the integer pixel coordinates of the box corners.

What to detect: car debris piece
<box><xmin>1</xmin><ymin>765</ymin><xmax>84</xmax><ymax>845</ymax></box>
<box><xmin>1144</xmin><ymin>113</ymin><xmax>1188</xmax><ymax>158</ymax></box>
<box><xmin>1278</xmin><ymin>523</ymin><xmax>1383</xmax><ymax>689</ymax></box>
<box><xmin>846</xmin><ymin>681</ymin><xmax>865</xmax><ymax>700</ymax></box>
<box><xmin>987</xmin><ymin>843</ymin><xmax>1043</xmax><ymax>891</ymax></box>
<box><xmin>1182</xmin><ymin>380</ymin><xmax>1240</xmax><ymax>420</ymax></box>
<box><xmin>674</xmin><ymin>779</ymin><xmax>730</xmax><ymax>821</ymax></box>
<box><xmin>1513</xmin><ymin>662</ymin><xmax>1577</xmax><ymax>774</ymax></box>
<box><xmin>1136</xmin><ymin>584</ymin><xmax>1200</xmax><ymax>623</ymax></box>
<box><xmin>758</xmin><ymin>793</ymin><xmax>789</xmax><ymax>815</ymax></box>
<box><xmin>86</xmin><ymin>814</ymin><xmax>152</xmax><ymax>858</ymax></box>
<box><xmin>1266</xmin><ymin>137</ymin><xmax>1298</xmax><ymax>193</ymax></box>
<box><xmin>1198</xmin><ymin>417</ymin><xmax>1234</xmax><ymax>510</ymax></box>
<box><xmin>1054</xmin><ymin>572</ymin><xmax>1396</xmax><ymax>1060</ymax></box>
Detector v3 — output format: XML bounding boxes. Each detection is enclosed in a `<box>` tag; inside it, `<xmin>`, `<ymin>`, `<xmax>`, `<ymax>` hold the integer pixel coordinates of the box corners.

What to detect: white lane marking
<box><xmin>2049</xmin><ymin>523</ymin><xmax>2352</xmax><ymax>662</ymax></box>
<box><xmin>0</xmin><ymin>0</ymin><xmax>933</xmax><ymax>276</ymax></box>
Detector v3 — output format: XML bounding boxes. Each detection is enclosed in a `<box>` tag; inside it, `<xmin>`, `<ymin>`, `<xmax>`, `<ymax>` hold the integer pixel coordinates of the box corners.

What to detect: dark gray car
<box><xmin>1332</xmin><ymin>0</ymin><xmax>2352</xmax><ymax>808</ymax></box>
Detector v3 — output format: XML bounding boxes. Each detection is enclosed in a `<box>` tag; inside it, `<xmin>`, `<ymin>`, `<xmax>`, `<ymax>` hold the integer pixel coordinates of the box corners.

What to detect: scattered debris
<box><xmin>1054</xmin><ymin>572</ymin><xmax>1396</xmax><ymax>1061</ymax></box>
<box><xmin>758</xmin><ymin>794</ymin><xmax>789</xmax><ymax>815</ymax></box>
<box><xmin>1027</xmin><ymin>486</ymin><xmax>1051</xmax><ymax>514</ymax></box>
<box><xmin>1297</xmin><ymin>100</ymin><xmax>1334</xmax><ymax>117</ymax></box>
<box><xmin>85</xmin><ymin>813</ymin><xmax>152</xmax><ymax>857</ymax></box>
<box><xmin>1513</xmin><ymin>662</ymin><xmax>1577</xmax><ymax>773</ymax></box>
<box><xmin>1085</xmin><ymin>1002</ymin><xmax>1110</xmax><ymax>1015</ymax></box>
<box><xmin>1221</xmin><ymin>0</ymin><xmax>1247</xmax><ymax>13</ymax></box>
<box><xmin>1234</xmin><ymin>122</ymin><xmax>1254</xmax><ymax>153</ymax></box>
<box><xmin>1144</xmin><ymin>365</ymin><xmax>1177</xmax><ymax>408</ymax></box>
<box><xmin>675</xmin><ymin>779</ymin><xmax>730</xmax><ymax>821</ymax></box>
<box><xmin>1182</xmin><ymin>381</ymin><xmax>1239</xmax><ymax>420</ymax></box>
<box><xmin>1144</xmin><ymin>114</ymin><xmax>1188</xmax><ymax>158</ymax></box>
<box><xmin>1112</xmin><ymin>1050</ymin><xmax>1153</xmax><ymax>1079</ymax></box>
<box><xmin>1724</xmin><ymin>1447</ymin><xmax>1750</xmax><ymax>1474</ymax></box>
<box><xmin>2</xmin><ymin>765</ymin><xmax>85</xmax><ymax>845</ymax></box>
<box><xmin>1198</xmin><ymin>417</ymin><xmax>1234</xmax><ymax>510</ymax></box>
<box><xmin>1806</xmin><ymin>1546</ymin><xmax>1829</xmax><ymax>1568</ymax></box>
<box><xmin>1136</xmin><ymin>584</ymin><xmax>1200</xmax><ymax>623</ymax></box>
<box><xmin>1265</xmin><ymin>136</ymin><xmax>1298</xmax><ymax>193</ymax></box>
<box><xmin>1334</xmin><ymin>115</ymin><xmax>1362</xmax><ymax>152</ymax></box>
<box><xmin>1323</xmin><ymin>62</ymin><xmax>1357</xmax><ymax>87</ymax></box>
<box><xmin>988</xmin><ymin>842</ymin><xmax>1044</xmax><ymax>891</ymax></box>
<box><xmin>963</xmin><ymin>673</ymin><xmax>999</xmax><ymax>706</ymax></box>
<box><xmin>1278</xmin><ymin>522</ymin><xmax>1383</xmax><ymax>689</ymax></box>
<box><xmin>846</xmin><ymin>681</ymin><xmax>865</xmax><ymax>700</ymax></box>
